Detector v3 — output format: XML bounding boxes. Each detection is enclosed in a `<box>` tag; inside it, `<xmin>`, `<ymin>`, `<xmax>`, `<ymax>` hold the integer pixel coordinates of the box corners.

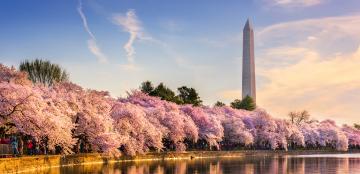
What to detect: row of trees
<box><xmin>1</xmin><ymin>61</ymin><xmax>360</xmax><ymax>156</ymax></box>
<box><xmin>140</xmin><ymin>81</ymin><xmax>203</xmax><ymax>106</ymax></box>
<box><xmin>140</xmin><ymin>81</ymin><xmax>256</xmax><ymax>111</ymax></box>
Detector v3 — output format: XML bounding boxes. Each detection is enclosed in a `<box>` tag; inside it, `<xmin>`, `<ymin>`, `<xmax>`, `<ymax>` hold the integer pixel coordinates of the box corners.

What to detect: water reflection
<box><xmin>40</xmin><ymin>153</ymin><xmax>360</xmax><ymax>174</ymax></box>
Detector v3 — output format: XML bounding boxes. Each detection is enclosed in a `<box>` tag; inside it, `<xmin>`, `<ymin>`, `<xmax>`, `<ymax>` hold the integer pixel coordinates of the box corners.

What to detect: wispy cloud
<box><xmin>257</xmin><ymin>14</ymin><xmax>360</xmax><ymax>64</ymax></box>
<box><xmin>87</xmin><ymin>39</ymin><xmax>107</xmax><ymax>63</ymax></box>
<box><xmin>77</xmin><ymin>0</ymin><xmax>107</xmax><ymax>63</ymax></box>
<box><xmin>113</xmin><ymin>9</ymin><xmax>150</xmax><ymax>64</ymax></box>
<box><xmin>255</xmin><ymin>14</ymin><xmax>360</xmax><ymax>125</ymax></box>
<box><xmin>265</xmin><ymin>0</ymin><xmax>324</xmax><ymax>7</ymax></box>
<box><xmin>112</xmin><ymin>9</ymin><xmax>187</xmax><ymax>71</ymax></box>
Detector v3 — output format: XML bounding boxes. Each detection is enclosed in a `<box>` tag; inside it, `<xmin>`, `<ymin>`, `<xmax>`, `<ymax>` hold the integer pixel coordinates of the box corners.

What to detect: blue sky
<box><xmin>1</xmin><ymin>0</ymin><xmax>360</xmax><ymax>125</ymax></box>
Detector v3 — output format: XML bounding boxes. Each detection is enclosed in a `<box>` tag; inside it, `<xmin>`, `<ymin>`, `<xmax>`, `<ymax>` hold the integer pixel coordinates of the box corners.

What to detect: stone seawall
<box><xmin>0</xmin><ymin>150</ymin><xmax>358</xmax><ymax>173</ymax></box>
<box><xmin>0</xmin><ymin>155</ymin><xmax>61</xmax><ymax>173</ymax></box>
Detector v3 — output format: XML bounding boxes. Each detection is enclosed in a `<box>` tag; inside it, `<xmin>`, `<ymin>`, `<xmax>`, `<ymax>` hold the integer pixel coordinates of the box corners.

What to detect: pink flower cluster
<box><xmin>0</xmin><ymin>64</ymin><xmax>359</xmax><ymax>155</ymax></box>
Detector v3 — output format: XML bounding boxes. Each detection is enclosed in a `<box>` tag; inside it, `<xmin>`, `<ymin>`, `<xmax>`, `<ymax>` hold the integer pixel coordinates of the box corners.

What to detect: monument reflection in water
<box><xmin>57</xmin><ymin>154</ymin><xmax>360</xmax><ymax>174</ymax></box>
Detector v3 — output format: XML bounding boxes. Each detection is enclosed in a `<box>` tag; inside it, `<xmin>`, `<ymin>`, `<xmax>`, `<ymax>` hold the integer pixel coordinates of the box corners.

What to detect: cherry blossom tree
<box><xmin>274</xmin><ymin>119</ymin><xmax>304</xmax><ymax>150</ymax></box>
<box><xmin>0</xmin><ymin>83</ymin><xmax>76</xmax><ymax>154</ymax></box>
<box><xmin>111</xmin><ymin>102</ymin><xmax>163</xmax><ymax>155</ymax></box>
<box><xmin>299</xmin><ymin>121</ymin><xmax>321</xmax><ymax>147</ymax></box>
<box><xmin>180</xmin><ymin>105</ymin><xmax>223</xmax><ymax>149</ymax></box>
<box><xmin>122</xmin><ymin>91</ymin><xmax>199</xmax><ymax>151</ymax></box>
<box><xmin>208</xmin><ymin>106</ymin><xmax>253</xmax><ymax>147</ymax></box>
<box><xmin>317</xmin><ymin>120</ymin><xmax>348</xmax><ymax>151</ymax></box>
<box><xmin>342</xmin><ymin>125</ymin><xmax>360</xmax><ymax>147</ymax></box>
<box><xmin>250</xmin><ymin>110</ymin><xmax>279</xmax><ymax>149</ymax></box>
<box><xmin>1</xmin><ymin>63</ymin><xmax>359</xmax><ymax>156</ymax></box>
<box><xmin>0</xmin><ymin>64</ymin><xmax>32</xmax><ymax>86</ymax></box>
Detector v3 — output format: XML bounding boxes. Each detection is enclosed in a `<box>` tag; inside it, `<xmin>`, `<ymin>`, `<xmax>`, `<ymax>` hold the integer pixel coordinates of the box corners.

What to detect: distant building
<box><xmin>242</xmin><ymin>18</ymin><xmax>256</xmax><ymax>103</ymax></box>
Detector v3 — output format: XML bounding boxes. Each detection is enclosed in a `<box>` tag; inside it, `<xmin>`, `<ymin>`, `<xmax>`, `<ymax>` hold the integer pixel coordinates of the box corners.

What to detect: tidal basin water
<box><xmin>54</xmin><ymin>153</ymin><xmax>360</xmax><ymax>174</ymax></box>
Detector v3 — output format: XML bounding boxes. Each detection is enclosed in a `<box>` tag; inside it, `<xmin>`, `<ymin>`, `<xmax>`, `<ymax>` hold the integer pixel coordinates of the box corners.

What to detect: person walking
<box><xmin>34</xmin><ymin>142</ymin><xmax>40</xmax><ymax>155</ymax></box>
<box><xmin>10</xmin><ymin>135</ymin><xmax>18</xmax><ymax>157</ymax></box>
<box><xmin>18</xmin><ymin>137</ymin><xmax>23</xmax><ymax>156</ymax></box>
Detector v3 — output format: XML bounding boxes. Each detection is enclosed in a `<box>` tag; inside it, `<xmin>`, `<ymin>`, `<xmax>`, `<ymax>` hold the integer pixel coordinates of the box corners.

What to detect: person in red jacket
<box><xmin>26</xmin><ymin>140</ymin><xmax>33</xmax><ymax>155</ymax></box>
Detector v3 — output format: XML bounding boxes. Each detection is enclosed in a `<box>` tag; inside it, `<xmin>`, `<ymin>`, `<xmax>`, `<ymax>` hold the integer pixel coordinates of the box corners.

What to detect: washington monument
<box><xmin>242</xmin><ymin>19</ymin><xmax>256</xmax><ymax>103</ymax></box>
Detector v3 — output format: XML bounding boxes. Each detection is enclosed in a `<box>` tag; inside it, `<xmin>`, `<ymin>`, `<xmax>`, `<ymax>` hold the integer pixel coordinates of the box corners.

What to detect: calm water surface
<box><xmin>49</xmin><ymin>153</ymin><xmax>360</xmax><ymax>174</ymax></box>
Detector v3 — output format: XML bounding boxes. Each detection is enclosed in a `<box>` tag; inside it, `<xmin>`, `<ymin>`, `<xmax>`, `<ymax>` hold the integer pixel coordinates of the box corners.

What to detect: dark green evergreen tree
<box><xmin>151</xmin><ymin>83</ymin><xmax>182</xmax><ymax>104</ymax></box>
<box><xmin>214</xmin><ymin>101</ymin><xmax>226</xmax><ymax>107</ymax></box>
<box><xmin>230</xmin><ymin>96</ymin><xmax>256</xmax><ymax>111</ymax></box>
<box><xmin>177</xmin><ymin>86</ymin><xmax>202</xmax><ymax>106</ymax></box>
<box><xmin>140</xmin><ymin>81</ymin><xmax>154</xmax><ymax>94</ymax></box>
<box><xmin>355</xmin><ymin>123</ymin><xmax>360</xmax><ymax>130</ymax></box>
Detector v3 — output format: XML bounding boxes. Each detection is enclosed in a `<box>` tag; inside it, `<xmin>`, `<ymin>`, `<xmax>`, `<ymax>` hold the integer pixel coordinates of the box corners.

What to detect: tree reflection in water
<box><xmin>52</xmin><ymin>154</ymin><xmax>360</xmax><ymax>174</ymax></box>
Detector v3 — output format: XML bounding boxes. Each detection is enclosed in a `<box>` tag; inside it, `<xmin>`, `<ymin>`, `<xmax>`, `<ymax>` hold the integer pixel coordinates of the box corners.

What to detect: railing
<box><xmin>0</xmin><ymin>144</ymin><xmax>12</xmax><ymax>157</ymax></box>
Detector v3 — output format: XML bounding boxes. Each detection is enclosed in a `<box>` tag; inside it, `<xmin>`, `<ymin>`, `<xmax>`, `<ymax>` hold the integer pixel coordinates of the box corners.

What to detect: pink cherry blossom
<box><xmin>0</xmin><ymin>64</ymin><xmax>359</xmax><ymax>155</ymax></box>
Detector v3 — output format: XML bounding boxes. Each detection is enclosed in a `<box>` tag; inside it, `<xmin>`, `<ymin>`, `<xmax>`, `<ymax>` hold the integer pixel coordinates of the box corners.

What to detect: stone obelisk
<box><xmin>242</xmin><ymin>18</ymin><xmax>256</xmax><ymax>103</ymax></box>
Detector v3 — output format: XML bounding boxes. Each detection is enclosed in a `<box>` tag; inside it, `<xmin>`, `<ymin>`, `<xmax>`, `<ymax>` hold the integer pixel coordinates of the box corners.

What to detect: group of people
<box><xmin>0</xmin><ymin>134</ymin><xmax>91</xmax><ymax>157</ymax></box>
<box><xmin>8</xmin><ymin>135</ymin><xmax>44</xmax><ymax>157</ymax></box>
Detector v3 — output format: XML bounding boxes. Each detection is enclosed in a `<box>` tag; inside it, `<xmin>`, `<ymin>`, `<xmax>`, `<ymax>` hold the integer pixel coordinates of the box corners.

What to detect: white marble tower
<box><xmin>242</xmin><ymin>18</ymin><xmax>256</xmax><ymax>103</ymax></box>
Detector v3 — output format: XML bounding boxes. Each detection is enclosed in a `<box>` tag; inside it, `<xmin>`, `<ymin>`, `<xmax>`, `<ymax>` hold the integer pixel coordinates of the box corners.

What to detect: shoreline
<box><xmin>1</xmin><ymin>150</ymin><xmax>359</xmax><ymax>173</ymax></box>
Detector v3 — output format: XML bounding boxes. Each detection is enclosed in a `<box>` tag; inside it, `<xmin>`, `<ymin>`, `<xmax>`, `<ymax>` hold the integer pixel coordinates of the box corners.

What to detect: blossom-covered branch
<box><xmin>0</xmin><ymin>64</ymin><xmax>358</xmax><ymax>156</ymax></box>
